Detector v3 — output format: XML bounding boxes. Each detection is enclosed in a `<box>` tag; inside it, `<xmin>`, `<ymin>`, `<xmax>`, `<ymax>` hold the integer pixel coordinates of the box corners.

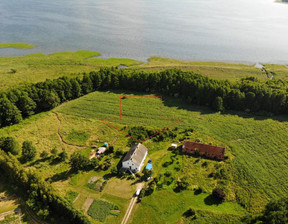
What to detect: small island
<box><xmin>0</xmin><ymin>42</ymin><xmax>35</xmax><ymax>49</ymax></box>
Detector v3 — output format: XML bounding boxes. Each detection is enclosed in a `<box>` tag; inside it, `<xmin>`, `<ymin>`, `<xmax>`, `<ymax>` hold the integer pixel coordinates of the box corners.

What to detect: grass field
<box><xmin>0</xmin><ymin>50</ymin><xmax>141</xmax><ymax>91</ymax></box>
<box><xmin>54</xmin><ymin>91</ymin><xmax>288</xmax><ymax>211</ymax></box>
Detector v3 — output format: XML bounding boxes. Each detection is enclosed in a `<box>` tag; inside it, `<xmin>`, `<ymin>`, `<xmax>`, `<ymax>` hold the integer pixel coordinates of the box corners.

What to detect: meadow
<box><xmin>0</xmin><ymin>50</ymin><xmax>141</xmax><ymax>91</ymax></box>
<box><xmin>1</xmin><ymin>89</ymin><xmax>287</xmax><ymax>223</ymax></box>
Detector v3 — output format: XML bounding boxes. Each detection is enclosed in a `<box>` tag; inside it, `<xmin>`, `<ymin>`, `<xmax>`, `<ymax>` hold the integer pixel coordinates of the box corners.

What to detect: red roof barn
<box><xmin>182</xmin><ymin>140</ymin><xmax>225</xmax><ymax>161</ymax></box>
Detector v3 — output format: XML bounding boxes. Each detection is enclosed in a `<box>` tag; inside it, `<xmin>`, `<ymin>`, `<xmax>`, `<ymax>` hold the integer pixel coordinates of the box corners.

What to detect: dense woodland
<box><xmin>1</xmin><ymin>68</ymin><xmax>288</xmax><ymax>128</ymax></box>
<box><xmin>0</xmin><ymin>150</ymin><xmax>90</xmax><ymax>224</ymax></box>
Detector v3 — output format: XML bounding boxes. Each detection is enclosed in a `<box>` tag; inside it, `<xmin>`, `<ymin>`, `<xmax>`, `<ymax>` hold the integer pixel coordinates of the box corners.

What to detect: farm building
<box><xmin>97</xmin><ymin>147</ymin><xmax>107</xmax><ymax>155</ymax></box>
<box><xmin>182</xmin><ymin>140</ymin><xmax>225</xmax><ymax>160</ymax></box>
<box><xmin>121</xmin><ymin>143</ymin><xmax>148</xmax><ymax>173</ymax></box>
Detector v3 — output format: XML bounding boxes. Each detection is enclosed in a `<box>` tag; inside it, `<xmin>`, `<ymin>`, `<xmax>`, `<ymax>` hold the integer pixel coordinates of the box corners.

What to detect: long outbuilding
<box><xmin>182</xmin><ymin>140</ymin><xmax>225</xmax><ymax>160</ymax></box>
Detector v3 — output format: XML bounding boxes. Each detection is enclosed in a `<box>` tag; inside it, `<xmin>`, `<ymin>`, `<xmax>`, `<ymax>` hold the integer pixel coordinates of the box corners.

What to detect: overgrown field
<box><xmin>0</xmin><ymin>50</ymin><xmax>141</xmax><ymax>91</ymax></box>
<box><xmin>0</xmin><ymin>90</ymin><xmax>287</xmax><ymax>223</ymax></box>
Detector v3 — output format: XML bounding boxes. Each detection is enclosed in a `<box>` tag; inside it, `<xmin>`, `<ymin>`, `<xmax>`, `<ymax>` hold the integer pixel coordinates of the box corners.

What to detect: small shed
<box><xmin>97</xmin><ymin>147</ymin><xmax>107</xmax><ymax>155</ymax></box>
<box><xmin>171</xmin><ymin>144</ymin><xmax>178</xmax><ymax>149</ymax></box>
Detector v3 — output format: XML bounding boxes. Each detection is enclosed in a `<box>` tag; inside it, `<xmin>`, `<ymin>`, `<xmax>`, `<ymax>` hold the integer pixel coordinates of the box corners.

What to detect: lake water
<box><xmin>0</xmin><ymin>0</ymin><xmax>288</xmax><ymax>63</ymax></box>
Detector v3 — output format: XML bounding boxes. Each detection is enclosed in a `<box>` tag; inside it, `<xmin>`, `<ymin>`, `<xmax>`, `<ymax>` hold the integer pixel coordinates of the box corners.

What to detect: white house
<box><xmin>122</xmin><ymin>143</ymin><xmax>148</xmax><ymax>173</ymax></box>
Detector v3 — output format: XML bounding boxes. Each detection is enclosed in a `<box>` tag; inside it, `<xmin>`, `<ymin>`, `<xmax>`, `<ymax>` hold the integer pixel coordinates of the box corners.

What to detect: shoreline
<box><xmin>0</xmin><ymin>43</ymin><xmax>287</xmax><ymax>65</ymax></box>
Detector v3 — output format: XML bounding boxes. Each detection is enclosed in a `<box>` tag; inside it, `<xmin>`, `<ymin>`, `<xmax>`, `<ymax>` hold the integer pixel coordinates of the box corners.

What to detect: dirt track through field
<box><xmin>82</xmin><ymin>197</ymin><xmax>94</xmax><ymax>213</ymax></box>
<box><xmin>53</xmin><ymin>112</ymin><xmax>85</xmax><ymax>148</ymax></box>
<box><xmin>121</xmin><ymin>183</ymin><xmax>144</xmax><ymax>224</ymax></box>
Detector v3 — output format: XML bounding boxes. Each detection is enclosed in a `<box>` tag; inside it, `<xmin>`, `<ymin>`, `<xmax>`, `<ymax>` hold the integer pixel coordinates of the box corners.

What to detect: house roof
<box><xmin>97</xmin><ymin>147</ymin><xmax>106</xmax><ymax>154</ymax></box>
<box><xmin>183</xmin><ymin>140</ymin><xmax>225</xmax><ymax>160</ymax></box>
<box><xmin>123</xmin><ymin>143</ymin><xmax>148</xmax><ymax>166</ymax></box>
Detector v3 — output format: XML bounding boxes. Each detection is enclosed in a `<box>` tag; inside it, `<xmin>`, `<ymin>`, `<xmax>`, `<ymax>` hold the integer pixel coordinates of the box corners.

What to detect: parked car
<box><xmin>135</xmin><ymin>189</ymin><xmax>141</xmax><ymax>196</ymax></box>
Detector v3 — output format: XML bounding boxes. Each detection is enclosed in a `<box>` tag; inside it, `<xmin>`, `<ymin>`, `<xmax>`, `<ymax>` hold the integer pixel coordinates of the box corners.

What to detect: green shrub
<box><xmin>164</xmin><ymin>171</ymin><xmax>172</xmax><ymax>177</ymax></box>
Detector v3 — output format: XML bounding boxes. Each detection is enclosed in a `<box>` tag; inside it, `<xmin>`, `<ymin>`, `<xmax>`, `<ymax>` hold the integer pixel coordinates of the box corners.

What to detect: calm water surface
<box><xmin>0</xmin><ymin>0</ymin><xmax>288</xmax><ymax>63</ymax></box>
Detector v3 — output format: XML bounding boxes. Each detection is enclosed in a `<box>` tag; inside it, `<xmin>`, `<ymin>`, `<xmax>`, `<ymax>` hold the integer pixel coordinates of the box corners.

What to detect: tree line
<box><xmin>1</xmin><ymin>68</ymin><xmax>288</xmax><ymax>128</ymax></box>
<box><xmin>0</xmin><ymin>150</ymin><xmax>90</xmax><ymax>224</ymax></box>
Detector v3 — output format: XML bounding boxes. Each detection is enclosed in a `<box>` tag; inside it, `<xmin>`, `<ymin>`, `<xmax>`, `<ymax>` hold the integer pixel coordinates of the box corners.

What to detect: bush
<box><xmin>174</xmin><ymin>177</ymin><xmax>189</xmax><ymax>192</ymax></box>
<box><xmin>202</xmin><ymin>161</ymin><xmax>208</xmax><ymax>167</ymax></box>
<box><xmin>194</xmin><ymin>187</ymin><xmax>203</xmax><ymax>195</ymax></box>
<box><xmin>212</xmin><ymin>188</ymin><xmax>225</xmax><ymax>202</ymax></box>
<box><xmin>21</xmin><ymin>141</ymin><xmax>36</xmax><ymax>162</ymax></box>
<box><xmin>111</xmin><ymin>167</ymin><xmax>118</xmax><ymax>175</ymax></box>
<box><xmin>70</xmin><ymin>152</ymin><xmax>90</xmax><ymax>171</ymax></box>
<box><xmin>58</xmin><ymin>150</ymin><xmax>68</xmax><ymax>161</ymax></box>
<box><xmin>40</xmin><ymin>150</ymin><xmax>49</xmax><ymax>159</ymax></box>
<box><xmin>164</xmin><ymin>171</ymin><xmax>172</xmax><ymax>177</ymax></box>
<box><xmin>174</xmin><ymin>165</ymin><xmax>181</xmax><ymax>171</ymax></box>
<box><xmin>0</xmin><ymin>136</ymin><xmax>19</xmax><ymax>155</ymax></box>
<box><xmin>162</xmin><ymin>161</ymin><xmax>171</xmax><ymax>167</ymax></box>
<box><xmin>183</xmin><ymin>208</ymin><xmax>196</xmax><ymax>218</ymax></box>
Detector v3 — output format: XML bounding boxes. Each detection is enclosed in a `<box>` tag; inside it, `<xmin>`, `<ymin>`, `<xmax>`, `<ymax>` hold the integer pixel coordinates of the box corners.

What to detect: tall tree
<box><xmin>17</xmin><ymin>93</ymin><xmax>37</xmax><ymax>118</ymax></box>
<box><xmin>0</xmin><ymin>97</ymin><xmax>22</xmax><ymax>127</ymax></box>
<box><xmin>81</xmin><ymin>74</ymin><xmax>93</xmax><ymax>94</ymax></box>
<box><xmin>70</xmin><ymin>78</ymin><xmax>82</xmax><ymax>99</ymax></box>
<box><xmin>212</xmin><ymin>96</ymin><xmax>224</xmax><ymax>112</ymax></box>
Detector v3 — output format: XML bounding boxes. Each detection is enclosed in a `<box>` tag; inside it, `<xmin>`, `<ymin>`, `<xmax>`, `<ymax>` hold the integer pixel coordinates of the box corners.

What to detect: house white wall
<box><xmin>122</xmin><ymin>159</ymin><xmax>139</xmax><ymax>172</ymax></box>
<box><xmin>122</xmin><ymin>151</ymin><xmax>147</xmax><ymax>173</ymax></box>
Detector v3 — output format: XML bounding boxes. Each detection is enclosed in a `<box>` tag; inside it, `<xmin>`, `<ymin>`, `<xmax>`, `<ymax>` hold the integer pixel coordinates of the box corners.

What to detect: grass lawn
<box><xmin>132</xmin><ymin>190</ymin><xmax>246</xmax><ymax>224</ymax></box>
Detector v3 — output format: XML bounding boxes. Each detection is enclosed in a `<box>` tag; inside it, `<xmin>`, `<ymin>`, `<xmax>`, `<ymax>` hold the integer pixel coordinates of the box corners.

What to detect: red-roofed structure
<box><xmin>182</xmin><ymin>140</ymin><xmax>225</xmax><ymax>161</ymax></box>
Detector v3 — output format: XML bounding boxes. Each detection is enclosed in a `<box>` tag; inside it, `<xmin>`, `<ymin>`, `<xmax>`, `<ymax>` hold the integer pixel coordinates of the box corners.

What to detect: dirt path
<box><xmin>0</xmin><ymin>208</ymin><xmax>22</xmax><ymax>223</ymax></box>
<box><xmin>0</xmin><ymin>210</ymin><xmax>15</xmax><ymax>220</ymax></box>
<box><xmin>121</xmin><ymin>183</ymin><xmax>144</xmax><ymax>224</ymax></box>
<box><xmin>111</xmin><ymin>136</ymin><xmax>118</xmax><ymax>145</ymax></box>
<box><xmin>53</xmin><ymin>112</ymin><xmax>85</xmax><ymax>148</ymax></box>
<box><xmin>82</xmin><ymin>197</ymin><xmax>94</xmax><ymax>213</ymax></box>
<box><xmin>73</xmin><ymin>193</ymin><xmax>81</xmax><ymax>203</ymax></box>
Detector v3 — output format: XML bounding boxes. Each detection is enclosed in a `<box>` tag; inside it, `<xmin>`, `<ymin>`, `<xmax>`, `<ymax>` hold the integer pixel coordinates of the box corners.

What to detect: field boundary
<box><xmin>100</xmin><ymin>95</ymin><xmax>182</xmax><ymax>143</ymax></box>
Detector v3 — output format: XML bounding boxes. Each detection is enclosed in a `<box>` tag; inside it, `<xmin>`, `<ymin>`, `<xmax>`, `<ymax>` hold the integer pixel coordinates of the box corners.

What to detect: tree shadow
<box><xmin>105</xmin><ymin>89</ymin><xmax>288</xmax><ymax>122</ymax></box>
<box><xmin>28</xmin><ymin>157</ymin><xmax>51</xmax><ymax>166</ymax></box>
<box><xmin>49</xmin><ymin>157</ymin><xmax>63</xmax><ymax>165</ymax></box>
<box><xmin>48</xmin><ymin>169</ymin><xmax>72</xmax><ymax>182</ymax></box>
<box><xmin>204</xmin><ymin>195</ymin><xmax>222</xmax><ymax>206</ymax></box>
<box><xmin>103</xmin><ymin>173</ymin><xmax>114</xmax><ymax>180</ymax></box>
